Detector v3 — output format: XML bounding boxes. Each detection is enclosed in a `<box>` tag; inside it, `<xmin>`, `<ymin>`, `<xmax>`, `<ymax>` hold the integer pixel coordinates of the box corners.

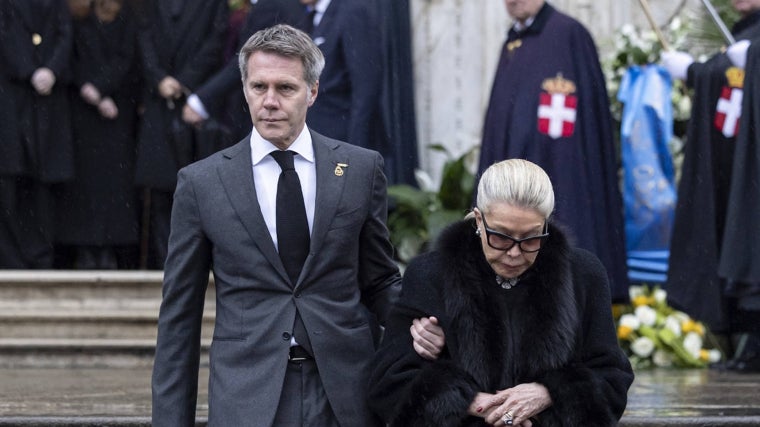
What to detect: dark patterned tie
<box><xmin>270</xmin><ymin>150</ymin><xmax>312</xmax><ymax>354</ymax></box>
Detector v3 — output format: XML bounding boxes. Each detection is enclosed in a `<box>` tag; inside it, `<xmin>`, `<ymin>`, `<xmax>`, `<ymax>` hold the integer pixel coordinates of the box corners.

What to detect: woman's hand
<box><xmin>483</xmin><ymin>383</ymin><xmax>552</xmax><ymax>426</ymax></box>
<box><xmin>158</xmin><ymin>76</ymin><xmax>182</xmax><ymax>99</ymax></box>
<box><xmin>410</xmin><ymin>316</ymin><xmax>445</xmax><ymax>360</ymax></box>
<box><xmin>98</xmin><ymin>97</ymin><xmax>118</xmax><ymax>119</ymax></box>
<box><xmin>31</xmin><ymin>67</ymin><xmax>55</xmax><ymax>95</ymax></box>
<box><xmin>80</xmin><ymin>82</ymin><xmax>101</xmax><ymax>105</ymax></box>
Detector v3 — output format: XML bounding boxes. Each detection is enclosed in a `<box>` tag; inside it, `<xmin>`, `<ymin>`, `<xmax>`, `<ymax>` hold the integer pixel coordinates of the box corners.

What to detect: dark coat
<box><xmin>477</xmin><ymin>3</ymin><xmax>628</xmax><ymax>301</ymax></box>
<box><xmin>300</xmin><ymin>0</ymin><xmax>384</xmax><ymax>151</ymax></box>
<box><xmin>133</xmin><ymin>0</ymin><xmax>228</xmax><ymax>191</ymax></box>
<box><xmin>368</xmin><ymin>220</ymin><xmax>633</xmax><ymax>427</ymax></box>
<box><xmin>55</xmin><ymin>3</ymin><xmax>141</xmax><ymax>245</ymax></box>
<box><xmin>667</xmin><ymin>12</ymin><xmax>760</xmax><ymax>331</ymax></box>
<box><xmin>0</xmin><ymin>0</ymin><xmax>73</xmax><ymax>183</ymax></box>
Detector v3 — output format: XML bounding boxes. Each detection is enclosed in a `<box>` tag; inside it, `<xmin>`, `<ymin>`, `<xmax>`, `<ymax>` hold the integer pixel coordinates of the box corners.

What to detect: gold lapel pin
<box><xmin>334</xmin><ymin>163</ymin><xmax>348</xmax><ymax>176</ymax></box>
<box><xmin>507</xmin><ymin>39</ymin><xmax>522</xmax><ymax>52</ymax></box>
<box><xmin>32</xmin><ymin>33</ymin><xmax>42</xmax><ymax>46</ymax></box>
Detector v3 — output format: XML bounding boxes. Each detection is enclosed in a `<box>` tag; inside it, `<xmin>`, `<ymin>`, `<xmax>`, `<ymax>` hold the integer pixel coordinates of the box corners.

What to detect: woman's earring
<box><xmin>475</xmin><ymin>229</ymin><xmax>481</xmax><ymax>236</ymax></box>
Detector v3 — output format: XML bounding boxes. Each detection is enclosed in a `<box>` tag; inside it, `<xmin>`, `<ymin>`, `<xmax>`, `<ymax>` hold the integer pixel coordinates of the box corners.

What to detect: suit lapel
<box><xmin>299</xmin><ymin>133</ymin><xmax>346</xmax><ymax>284</ymax></box>
<box><xmin>217</xmin><ymin>140</ymin><xmax>290</xmax><ymax>283</ymax></box>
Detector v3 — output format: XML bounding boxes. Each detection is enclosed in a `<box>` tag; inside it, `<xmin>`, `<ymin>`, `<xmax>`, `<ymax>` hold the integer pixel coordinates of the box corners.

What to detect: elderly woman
<box><xmin>368</xmin><ymin>159</ymin><xmax>633</xmax><ymax>426</ymax></box>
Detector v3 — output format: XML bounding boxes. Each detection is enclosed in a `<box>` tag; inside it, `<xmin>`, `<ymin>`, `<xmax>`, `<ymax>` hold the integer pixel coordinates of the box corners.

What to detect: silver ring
<box><xmin>502</xmin><ymin>411</ymin><xmax>514</xmax><ymax>425</ymax></box>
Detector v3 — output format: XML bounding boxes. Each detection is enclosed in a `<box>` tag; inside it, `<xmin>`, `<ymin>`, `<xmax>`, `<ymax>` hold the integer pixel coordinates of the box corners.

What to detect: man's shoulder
<box><xmin>311</xmin><ymin>130</ymin><xmax>381</xmax><ymax>159</ymax></box>
<box><xmin>544</xmin><ymin>6</ymin><xmax>592</xmax><ymax>36</ymax></box>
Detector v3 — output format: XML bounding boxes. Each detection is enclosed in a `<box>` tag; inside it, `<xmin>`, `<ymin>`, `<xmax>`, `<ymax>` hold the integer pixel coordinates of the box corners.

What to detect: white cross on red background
<box><xmin>715</xmin><ymin>87</ymin><xmax>743</xmax><ymax>138</ymax></box>
<box><xmin>537</xmin><ymin>92</ymin><xmax>577</xmax><ymax>139</ymax></box>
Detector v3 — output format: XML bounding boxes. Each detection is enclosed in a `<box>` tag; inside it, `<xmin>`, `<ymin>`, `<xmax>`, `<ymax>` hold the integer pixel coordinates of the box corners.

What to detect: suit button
<box><xmin>294</xmin><ymin>292</ymin><xmax>301</xmax><ymax>298</ymax></box>
<box><xmin>282</xmin><ymin>332</ymin><xmax>291</xmax><ymax>340</ymax></box>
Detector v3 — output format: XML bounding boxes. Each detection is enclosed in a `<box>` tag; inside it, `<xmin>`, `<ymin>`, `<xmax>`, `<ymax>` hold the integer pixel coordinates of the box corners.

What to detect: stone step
<box><xmin>0</xmin><ymin>309</ymin><xmax>215</xmax><ymax>339</ymax></box>
<box><xmin>0</xmin><ymin>270</ymin><xmax>214</xmax><ymax>310</ymax></box>
<box><xmin>0</xmin><ymin>271</ymin><xmax>215</xmax><ymax>368</ymax></box>
<box><xmin>0</xmin><ymin>338</ymin><xmax>211</xmax><ymax>369</ymax></box>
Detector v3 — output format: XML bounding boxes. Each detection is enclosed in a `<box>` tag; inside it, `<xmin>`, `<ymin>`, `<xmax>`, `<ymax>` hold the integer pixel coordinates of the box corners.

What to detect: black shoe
<box><xmin>727</xmin><ymin>355</ymin><xmax>760</xmax><ymax>372</ymax></box>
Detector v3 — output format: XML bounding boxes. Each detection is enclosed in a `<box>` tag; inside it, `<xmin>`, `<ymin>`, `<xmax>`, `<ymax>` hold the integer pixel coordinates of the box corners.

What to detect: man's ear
<box><xmin>307</xmin><ymin>80</ymin><xmax>319</xmax><ymax>105</ymax></box>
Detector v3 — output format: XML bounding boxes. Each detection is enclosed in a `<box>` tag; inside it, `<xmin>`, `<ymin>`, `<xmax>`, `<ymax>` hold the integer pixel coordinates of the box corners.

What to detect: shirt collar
<box><xmin>250</xmin><ymin>126</ymin><xmax>314</xmax><ymax>166</ymax></box>
<box><xmin>308</xmin><ymin>0</ymin><xmax>331</xmax><ymax>15</ymax></box>
<box><xmin>513</xmin><ymin>16</ymin><xmax>536</xmax><ymax>33</ymax></box>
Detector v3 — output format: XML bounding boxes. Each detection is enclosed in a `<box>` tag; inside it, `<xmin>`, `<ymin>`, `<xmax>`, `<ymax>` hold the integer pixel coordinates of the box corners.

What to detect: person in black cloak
<box><xmin>661</xmin><ymin>0</ymin><xmax>760</xmax><ymax>371</ymax></box>
<box><xmin>181</xmin><ymin>0</ymin><xmax>304</xmax><ymax>145</ymax></box>
<box><xmin>0</xmin><ymin>0</ymin><xmax>74</xmax><ymax>269</ymax></box>
<box><xmin>133</xmin><ymin>0</ymin><xmax>228</xmax><ymax>269</ymax></box>
<box><xmin>476</xmin><ymin>0</ymin><xmax>629</xmax><ymax>302</ymax></box>
<box><xmin>375</xmin><ymin>0</ymin><xmax>418</xmax><ymax>186</ymax></box>
<box><xmin>54</xmin><ymin>0</ymin><xmax>141</xmax><ymax>269</ymax></box>
<box><xmin>296</xmin><ymin>1</ymin><xmax>385</xmax><ymax>150</ymax></box>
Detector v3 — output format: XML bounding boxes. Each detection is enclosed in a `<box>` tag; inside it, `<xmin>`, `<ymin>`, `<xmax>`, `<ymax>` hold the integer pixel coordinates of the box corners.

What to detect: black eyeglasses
<box><xmin>480</xmin><ymin>213</ymin><xmax>549</xmax><ymax>253</ymax></box>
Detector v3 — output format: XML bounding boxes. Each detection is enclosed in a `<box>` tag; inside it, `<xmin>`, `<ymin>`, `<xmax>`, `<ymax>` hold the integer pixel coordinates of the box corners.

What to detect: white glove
<box><xmin>660</xmin><ymin>50</ymin><xmax>694</xmax><ymax>81</ymax></box>
<box><xmin>727</xmin><ymin>39</ymin><xmax>751</xmax><ymax>69</ymax></box>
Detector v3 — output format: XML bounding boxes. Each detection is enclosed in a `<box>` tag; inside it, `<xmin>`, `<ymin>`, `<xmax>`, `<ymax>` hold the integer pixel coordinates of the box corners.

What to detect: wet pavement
<box><xmin>622</xmin><ymin>368</ymin><xmax>760</xmax><ymax>426</ymax></box>
<box><xmin>0</xmin><ymin>366</ymin><xmax>759</xmax><ymax>426</ymax></box>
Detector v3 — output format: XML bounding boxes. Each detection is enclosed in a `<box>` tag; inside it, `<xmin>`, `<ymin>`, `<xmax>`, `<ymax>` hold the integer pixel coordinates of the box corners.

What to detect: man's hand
<box><xmin>31</xmin><ymin>67</ymin><xmax>56</xmax><ymax>95</ymax></box>
<box><xmin>182</xmin><ymin>103</ymin><xmax>205</xmax><ymax>125</ymax></box>
<box><xmin>411</xmin><ymin>316</ymin><xmax>445</xmax><ymax>360</ymax></box>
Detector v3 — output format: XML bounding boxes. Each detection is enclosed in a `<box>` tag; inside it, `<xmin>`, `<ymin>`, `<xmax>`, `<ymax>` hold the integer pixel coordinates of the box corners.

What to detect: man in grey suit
<box><xmin>151</xmin><ymin>24</ymin><xmax>401</xmax><ymax>426</ymax></box>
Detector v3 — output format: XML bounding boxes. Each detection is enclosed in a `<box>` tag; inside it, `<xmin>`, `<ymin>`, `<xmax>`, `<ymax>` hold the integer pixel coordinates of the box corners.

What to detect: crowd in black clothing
<box><xmin>0</xmin><ymin>0</ymin><xmax>418</xmax><ymax>271</ymax></box>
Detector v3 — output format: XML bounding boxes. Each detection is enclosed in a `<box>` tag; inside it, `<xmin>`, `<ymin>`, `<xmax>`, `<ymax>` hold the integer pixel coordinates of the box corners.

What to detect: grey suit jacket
<box><xmin>151</xmin><ymin>130</ymin><xmax>401</xmax><ymax>426</ymax></box>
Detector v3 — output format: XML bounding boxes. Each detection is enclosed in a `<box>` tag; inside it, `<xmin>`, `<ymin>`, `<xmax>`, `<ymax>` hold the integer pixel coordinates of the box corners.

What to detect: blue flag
<box><xmin>617</xmin><ymin>65</ymin><xmax>676</xmax><ymax>283</ymax></box>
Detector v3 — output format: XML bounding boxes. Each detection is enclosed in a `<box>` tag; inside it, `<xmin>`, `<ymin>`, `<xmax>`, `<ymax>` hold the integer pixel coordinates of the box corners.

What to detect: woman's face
<box><xmin>475</xmin><ymin>203</ymin><xmax>546</xmax><ymax>279</ymax></box>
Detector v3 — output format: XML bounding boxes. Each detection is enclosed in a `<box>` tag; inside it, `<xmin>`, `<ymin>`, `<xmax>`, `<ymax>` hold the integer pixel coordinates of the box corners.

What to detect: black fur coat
<box><xmin>367</xmin><ymin>220</ymin><xmax>633</xmax><ymax>426</ymax></box>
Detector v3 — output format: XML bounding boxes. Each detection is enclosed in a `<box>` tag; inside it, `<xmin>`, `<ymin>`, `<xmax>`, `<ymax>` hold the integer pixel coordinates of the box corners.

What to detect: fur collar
<box><xmin>433</xmin><ymin>219</ymin><xmax>579</xmax><ymax>388</ymax></box>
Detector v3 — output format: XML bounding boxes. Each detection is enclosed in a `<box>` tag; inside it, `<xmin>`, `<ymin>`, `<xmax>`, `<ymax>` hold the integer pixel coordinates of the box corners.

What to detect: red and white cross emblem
<box><xmin>537</xmin><ymin>92</ymin><xmax>577</xmax><ymax>139</ymax></box>
<box><xmin>714</xmin><ymin>86</ymin><xmax>743</xmax><ymax>138</ymax></box>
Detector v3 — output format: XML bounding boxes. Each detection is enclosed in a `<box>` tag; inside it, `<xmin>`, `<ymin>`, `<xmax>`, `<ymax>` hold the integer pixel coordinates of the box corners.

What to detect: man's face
<box><xmin>504</xmin><ymin>0</ymin><xmax>545</xmax><ymax>23</ymax></box>
<box><xmin>243</xmin><ymin>51</ymin><xmax>317</xmax><ymax>149</ymax></box>
<box><xmin>733</xmin><ymin>0</ymin><xmax>760</xmax><ymax>16</ymax></box>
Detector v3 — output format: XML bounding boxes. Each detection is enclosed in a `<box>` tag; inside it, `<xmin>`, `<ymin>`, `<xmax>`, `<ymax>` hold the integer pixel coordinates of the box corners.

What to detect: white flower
<box><xmin>683</xmin><ymin>332</ymin><xmax>703</xmax><ymax>358</ymax></box>
<box><xmin>653</xmin><ymin>349</ymin><xmax>674</xmax><ymax>367</ymax></box>
<box><xmin>620</xmin><ymin>24</ymin><xmax>636</xmax><ymax>38</ymax></box>
<box><xmin>413</xmin><ymin>169</ymin><xmax>435</xmax><ymax>192</ymax></box>
<box><xmin>665</xmin><ymin>315</ymin><xmax>682</xmax><ymax>337</ymax></box>
<box><xmin>635</xmin><ymin>305</ymin><xmax>657</xmax><ymax>327</ymax></box>
<box><xmin>629</xmin><ymin>285</ymin><xmax>646</xmax><ymax>301</ymax></box>
<box><xmin>653</xmin><ymin>288</ymin><xmax>667</xmax><ymax>304</ymax></box>
<box><xmin>619</xmin><ymin>313</ymin><xmax>641</xmax><ymax>330</ymax></box>
<box><xmin>708</xmin><ymin>349</ymin><xmax>722</xmax><ymax>363</ymax></box>
<box><xmin>631</xmin><ymin>337</ymin><xmax>656</xmax><ymax>358</ymax></box>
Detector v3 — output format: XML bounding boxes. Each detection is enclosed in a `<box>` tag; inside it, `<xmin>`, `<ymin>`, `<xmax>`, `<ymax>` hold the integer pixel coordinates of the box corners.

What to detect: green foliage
<box><xmin>387</xmin><ymin>145</ymin><xmax>477</xmax><ymax>264</ymax></box>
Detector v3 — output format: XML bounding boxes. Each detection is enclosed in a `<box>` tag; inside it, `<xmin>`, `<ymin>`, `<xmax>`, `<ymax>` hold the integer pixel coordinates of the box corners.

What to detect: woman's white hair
<box><xmin>474</xmin><ymin>158</ymin><xmax>554</xmax><ymax>219</ymax></box>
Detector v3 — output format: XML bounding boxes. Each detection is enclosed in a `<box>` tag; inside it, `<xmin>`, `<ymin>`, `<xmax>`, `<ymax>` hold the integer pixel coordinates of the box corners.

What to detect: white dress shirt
<box><xmin>250</xmin><ymin>126</ymin><xmax>316</xmax><ymax>250</ymax></box>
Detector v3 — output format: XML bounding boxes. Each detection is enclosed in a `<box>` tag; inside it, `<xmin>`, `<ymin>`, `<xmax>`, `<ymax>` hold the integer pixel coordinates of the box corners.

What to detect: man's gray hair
<box><xmin>238</xmin><ymin>24</ymin><xmax>325</xmax><ymax>86</ymax></box>
<box><xmin>476</xmin><ymin>159</ymin><xmax>555</xmax><ymax>219</ymax></box>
